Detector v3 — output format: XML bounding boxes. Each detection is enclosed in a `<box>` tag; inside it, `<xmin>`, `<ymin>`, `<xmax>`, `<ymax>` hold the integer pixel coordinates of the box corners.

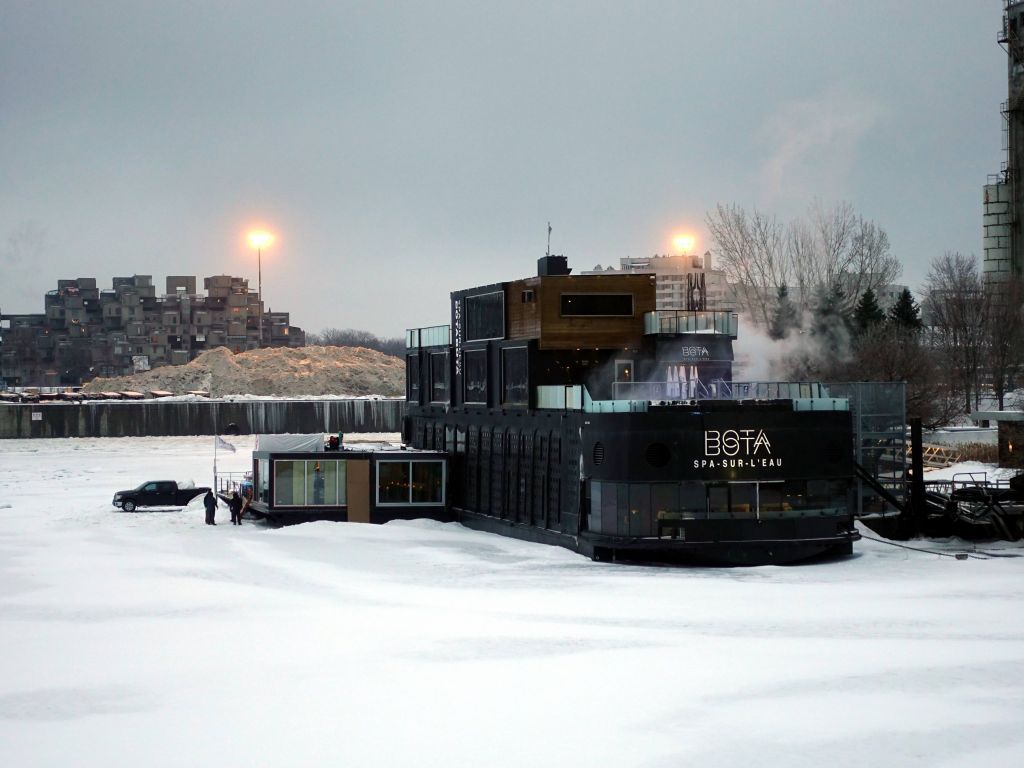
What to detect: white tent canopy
<box><xmin>254</xmin><ymin>434</ymin><xmax>325</xmax><ymax>453</ymax></box>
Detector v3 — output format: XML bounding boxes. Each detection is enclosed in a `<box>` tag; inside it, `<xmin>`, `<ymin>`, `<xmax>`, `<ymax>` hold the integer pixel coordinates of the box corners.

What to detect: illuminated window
<box><xmin>376</xmin><ymin>460</ymin><xmax>445</xmax><ymax>505</ymax></box>
<box><xmin>273</xmin><ymin>459</ymin><xmax>347</xmax><ymax>506</ymax></box>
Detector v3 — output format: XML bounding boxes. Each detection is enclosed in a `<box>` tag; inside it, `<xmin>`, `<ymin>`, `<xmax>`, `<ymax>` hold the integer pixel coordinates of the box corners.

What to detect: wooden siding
<box><xmin>536</xmin><ymin>274</ymin><xmax>655</xmax><ymax>350</ymax></box>
<box><xmin>347</xmin><ymin>459</ymin><xmax>371</xmax><ymax>523</ymax></box>
<box><xmin>507</xmin><ymin>277</ymin><xmax>542</xmax><ymax>340</ymax></box>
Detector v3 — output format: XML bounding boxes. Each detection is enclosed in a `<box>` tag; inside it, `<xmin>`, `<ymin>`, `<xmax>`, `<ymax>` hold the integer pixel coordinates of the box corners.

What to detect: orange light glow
<box><xmin>672</xmin><ymin>233</ymin><xmax>696</xmax><ymax>253</ymax></box>
<box><xmin>247</xmin><ymin>230</ymin><xmax>274</xmax><ymax>250</ymax></box>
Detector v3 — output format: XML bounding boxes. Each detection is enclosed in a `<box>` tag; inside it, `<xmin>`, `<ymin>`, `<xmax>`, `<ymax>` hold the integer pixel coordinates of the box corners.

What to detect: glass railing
<box><xmin>643</xmin><ymin>310</ymin><xmax>738</xmax><ymax>337</ymax></box>
<box><xmin>536</xmin><ymin>385</ymin><xmax>583</xmax><ymax>410</ymax></box>
<box><xmin>536</xmin><ymin>380</ymin><xmax>846</xmax><ymax>411</ymax></box>
<box><xmin>406</xmin><ymin>325</ymin><xmax>451</xmax><ymax>349</ymax></box>
<box><xmin>536</xmin><ymin>384</ymin><xmax>648</xmax><ymax>413</ymax></box>
<box><xmin>728</xmin><ymin>381</ymin><xmax>827</xmax><ymax>400</ymax></box>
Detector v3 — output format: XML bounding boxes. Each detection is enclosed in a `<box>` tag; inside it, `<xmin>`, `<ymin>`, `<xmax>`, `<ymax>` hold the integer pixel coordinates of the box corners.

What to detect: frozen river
<box><xmin>1</xmin><ymin>436</ymin><xmax>1023</xmax><ymax>767</ymax></box>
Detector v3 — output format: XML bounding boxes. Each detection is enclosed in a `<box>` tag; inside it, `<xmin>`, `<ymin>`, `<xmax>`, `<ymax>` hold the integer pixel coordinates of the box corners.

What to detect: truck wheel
<box><xmin>122</xmin><ymin>500</ymin><xmax>136</xmax><ymax>512</ymax></box>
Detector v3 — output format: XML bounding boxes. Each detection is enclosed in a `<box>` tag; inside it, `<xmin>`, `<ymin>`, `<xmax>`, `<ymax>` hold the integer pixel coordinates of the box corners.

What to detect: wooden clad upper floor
<box><xmin>506</xmin><ymin>273</ymin><xmax>656</xmax><ymax>350</ymax></box>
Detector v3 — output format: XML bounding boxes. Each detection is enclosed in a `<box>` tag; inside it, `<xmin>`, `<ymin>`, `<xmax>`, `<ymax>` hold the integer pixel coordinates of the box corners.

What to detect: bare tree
<box><xmin>789</xmin><ymin>201</ymin><xmax>898</xmax><ymax>315</ymax></box>
<box><xmin>705</xmin><ymin>204</ymin><xmax>791</xmax><ymax>328</ymax></box>
<box><xmin>306</xmin><ymin>327</ymin><xmax>405</xmax><ymax>358</ymax></box>
<box><xmin>924</xmin><ymin>252</ymin><xmax>987</xmax><ymax>414</ymax></box>
<box><xmin>848</xmin><ymin>324</ymin><xmax>960</xmax><ymax>429</ymax></box>
<box><xmin>707</xmin><ymin>201</ymin><xmax>899</xmax><ymax>325</ymax></box>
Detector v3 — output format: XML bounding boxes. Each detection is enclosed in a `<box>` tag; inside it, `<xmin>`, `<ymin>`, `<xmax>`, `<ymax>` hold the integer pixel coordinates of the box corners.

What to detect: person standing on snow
<box><xmin>228</xmin><ymin>491</ymin><xmax>243</xmax><ymax>526</ymax></box>
<box><xmin>204</xmin><ymin>489</ymin><xmax>217</xmax><ymax>526</ymax></box>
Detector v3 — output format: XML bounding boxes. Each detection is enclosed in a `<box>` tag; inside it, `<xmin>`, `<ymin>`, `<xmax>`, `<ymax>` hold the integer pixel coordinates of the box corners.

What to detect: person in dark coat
<box><xmin>204</xmin><ymin>489</ymin><xmax>217</xmax><ymax>525</ymax></box>
<box><xmin>228</xmin><ymin>491</ymin><xmax>243</xmax><ymax>526</ymax></box>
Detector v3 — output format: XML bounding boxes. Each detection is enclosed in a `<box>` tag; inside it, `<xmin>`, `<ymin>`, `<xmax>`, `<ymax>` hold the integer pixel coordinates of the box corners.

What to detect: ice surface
<box><xmin>0</xmin><ymin>437</ymin><xmax>1023</xmax><ymax>766</ymax></box>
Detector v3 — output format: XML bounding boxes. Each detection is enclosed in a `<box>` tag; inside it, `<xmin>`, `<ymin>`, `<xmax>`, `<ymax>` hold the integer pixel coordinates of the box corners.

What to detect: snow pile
<box><xmin>1</xmin><ymin>436</ymin><xmax>1023</xmax><ymax>766</ymax></box>
<box><xmin>923</xmin><ymin>460</ymin><xmax>1017</xmax><ymax>482</ymax></box>
<box><xmin>81</xmin><ymin>345</ymin><xmax>405</xmax><ymax>397</ymax></box>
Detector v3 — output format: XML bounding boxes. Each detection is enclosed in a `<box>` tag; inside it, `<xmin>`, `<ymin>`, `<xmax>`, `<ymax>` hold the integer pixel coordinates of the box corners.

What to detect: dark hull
<box><xmin>458</xmin><ymin>506</ymin><xmax>857</xmax><ymax>565</ymax></box>
<box><xmin>407</xmin><ymin>399</ymin><xmax>859</xmax><ymax>566</ymax></box>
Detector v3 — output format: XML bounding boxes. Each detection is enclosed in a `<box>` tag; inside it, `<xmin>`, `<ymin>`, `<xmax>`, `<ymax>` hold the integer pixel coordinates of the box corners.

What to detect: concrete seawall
<box><xmin>0</xmin><ymin>399</ymin><xmax>406</xmax><ymax>439</ymax></box>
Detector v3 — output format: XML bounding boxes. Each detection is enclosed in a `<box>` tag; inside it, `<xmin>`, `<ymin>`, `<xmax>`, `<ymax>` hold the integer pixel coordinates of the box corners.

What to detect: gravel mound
<box><xmin>81</xmin><ymin>346</ymin><xmax>405</xmax><ymax>397</ymax></box>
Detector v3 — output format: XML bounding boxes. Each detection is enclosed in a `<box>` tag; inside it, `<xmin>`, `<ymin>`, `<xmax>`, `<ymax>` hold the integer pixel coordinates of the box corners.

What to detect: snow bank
<box><xmin>923</xmin><ymin>460</ymin><xmax>1017</xmax><ymax>482</ymax></box>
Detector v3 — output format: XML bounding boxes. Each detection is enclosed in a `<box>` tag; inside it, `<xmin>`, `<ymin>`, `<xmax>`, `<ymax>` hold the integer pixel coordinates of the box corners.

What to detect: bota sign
<box><xmin>694</xmin><ymin>429</ymin><xmax>782</xmax><ymax>468</ymax></box>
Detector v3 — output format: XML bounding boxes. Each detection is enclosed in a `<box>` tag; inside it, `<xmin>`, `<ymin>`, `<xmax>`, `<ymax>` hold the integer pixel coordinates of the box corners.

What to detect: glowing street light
<box><xmin>672</xmin><ymin>233</ymin><xmax>696</xmax><ymax>254</ymax></box>
<box><xmin>247</xmin><ymin>230</ymin><xmax>274</xmax><ymax>345</ymax></box>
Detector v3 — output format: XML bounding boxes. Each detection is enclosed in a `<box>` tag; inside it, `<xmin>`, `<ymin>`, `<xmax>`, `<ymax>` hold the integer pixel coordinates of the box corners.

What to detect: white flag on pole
<box><xmin>216</xmin><ymin>435</ymin><xmax>236</xmax><ymax>453</ymax></box>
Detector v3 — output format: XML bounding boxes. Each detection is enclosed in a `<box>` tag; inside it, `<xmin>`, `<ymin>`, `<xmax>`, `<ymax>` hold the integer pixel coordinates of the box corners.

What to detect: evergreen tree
<box><xmin>853</xmin><ymin>288</ymin><xmax>885</xmax><ymax>333</ymax></box>
<box><xmin>888</xmin><ymin>287</ymin><xmax>922</xmax><ymax>330</ymax></box>
<box><xmin>812</xmin><ymin>283</ymin><xmax>853</xmax><ymax>364</ymax></box>
<box><xmin>768</xmin><ymin>284</ymin><xmax>799</xmax><ymax>340</ymax></box>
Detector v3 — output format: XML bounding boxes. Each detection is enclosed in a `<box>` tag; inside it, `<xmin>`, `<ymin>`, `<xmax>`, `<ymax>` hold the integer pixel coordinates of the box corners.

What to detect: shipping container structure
<box><xmin>403</xmin><ymin>256</ymin><xmax>859</xmax><ymax>564</ymax></box>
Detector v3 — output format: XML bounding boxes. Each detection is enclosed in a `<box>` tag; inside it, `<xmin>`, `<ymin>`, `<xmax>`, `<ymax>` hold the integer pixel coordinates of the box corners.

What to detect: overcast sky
<box><xmin>0</xmin><ymin>1</ymin><xmax>1006</xmax><ymax>336</ymax></box>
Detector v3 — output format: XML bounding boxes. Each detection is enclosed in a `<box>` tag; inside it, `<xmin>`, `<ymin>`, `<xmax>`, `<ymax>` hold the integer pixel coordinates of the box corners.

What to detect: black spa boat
<box><xmin>403</xmin><ymin>255</ymin><xmax>858</xmax><ymax>565</ymax></box>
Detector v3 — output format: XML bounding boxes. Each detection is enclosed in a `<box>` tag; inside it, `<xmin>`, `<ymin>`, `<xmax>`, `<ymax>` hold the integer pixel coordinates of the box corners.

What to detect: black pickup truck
<box><xmin>112</xmin><ymin>481</ymin><xmax>211</xmax><ymax>511</ymax></box>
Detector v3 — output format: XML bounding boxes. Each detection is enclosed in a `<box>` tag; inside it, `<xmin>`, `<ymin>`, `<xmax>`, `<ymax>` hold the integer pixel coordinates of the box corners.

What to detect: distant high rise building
<box><xmin>581</xmin><ymin>252</ymin><xmax>736</xmax><ymax>311</ymax></box>
<box><xmin>984</xmin><ymin>1</ymin><xmax>1024</xmax><ymax>282</ymax></box>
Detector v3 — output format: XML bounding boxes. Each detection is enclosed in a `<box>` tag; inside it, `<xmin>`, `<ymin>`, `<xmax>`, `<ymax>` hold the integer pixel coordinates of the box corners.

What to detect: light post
<box><xmin>247</xmin><ymin>230</ymin><xmax>274</xmax><ymax>346</ymax></box>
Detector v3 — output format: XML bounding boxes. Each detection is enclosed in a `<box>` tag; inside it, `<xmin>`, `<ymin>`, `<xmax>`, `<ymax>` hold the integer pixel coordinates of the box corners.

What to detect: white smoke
<box><xmin>733</xmin><ymin>312</ymin><xmax>852</xmax><ymax>382</ymax></box>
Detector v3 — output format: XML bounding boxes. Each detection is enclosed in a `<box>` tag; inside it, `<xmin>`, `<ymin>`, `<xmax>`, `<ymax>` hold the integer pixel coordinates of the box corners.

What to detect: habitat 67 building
<box><xmin>0</xmin><ymin>274</ymin><xmax>304</xmax><ymax>387</ymax></box>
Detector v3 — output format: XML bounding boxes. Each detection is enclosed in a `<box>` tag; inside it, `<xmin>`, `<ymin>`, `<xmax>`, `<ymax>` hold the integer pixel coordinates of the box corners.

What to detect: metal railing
<box><xmin>406</xmin><ymin>325</ymin><xmax>451</xmax><ymax>349</ymax></box>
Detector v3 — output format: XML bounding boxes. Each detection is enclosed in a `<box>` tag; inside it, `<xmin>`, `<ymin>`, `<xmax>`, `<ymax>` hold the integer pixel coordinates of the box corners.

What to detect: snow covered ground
<box><xmin>1</xmin><ymin>437</ymin><xmax>1023</xmax><ymax>767</ymax></box>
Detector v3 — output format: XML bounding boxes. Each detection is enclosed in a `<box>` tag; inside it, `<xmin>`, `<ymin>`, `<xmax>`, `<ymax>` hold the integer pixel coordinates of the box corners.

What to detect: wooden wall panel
<box><xmin>535</xmin><ymin>274</ymin><xmax>656</xmax><ymax>350</ymax></box>
<box><xmin>347</xmin><ymin>459</ymin><xmax>371</xmax><ymax>523</ymax></box>
<box><xmin>507</xmin><ymin>278</ymin><xmax>541</xmax><ymax>340</ymax></box>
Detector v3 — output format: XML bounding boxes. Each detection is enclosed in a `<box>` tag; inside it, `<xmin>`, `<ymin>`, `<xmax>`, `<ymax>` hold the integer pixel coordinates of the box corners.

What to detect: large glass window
<box><xmin>651</xmin><ymin>483</ymin><xmax>679</xmax><ymax>530</ymax></box>
<box><xmin>378</xmin><ymin>462</ymin><xmax>410</xmax><ymax>504</ymax></box>
<box><xmin>406</xmin><ymin>354</ymin><xmax>420</xmax><ymax>403</ymax></box>
<box><xmin>560</xmin><ymin>293</ymin><xmax>633</xmax><ymax>316</ymax></box>
<box><xmin>466</xmin><ymin>291</ymin><xmax>505</xmax><ymax>341</ymax></box>
<box><xmin>758</xmin><ymin>482</ymin><xmax>786</xmax><ymax>516</ymax></box>
<box><xmin>629</xmin><ymin>484</ymin><xmax>653</xmax><ymax>537</ymax></box>
<box><xmin>274</xmin><ymin>459</ymin><xmax>347</xmax><ymax>506</ymax></box>
<box><xmin>501</xmin><ymin>347</ymin><xmax>528</xmax><ymax>405</ymax></box>
<box><xmin>306</xmin><ymin>460</ymin><xmax>344</xmax><ymax>506</ymax></box>
<box><xmin>430</xmin><ymin>352</ymin><xmax>449</xmax><ymax>403</ymax></box>
<box><xmin>412</xmin><ymin>462</ymin><xmax>444</xmax><ymax>503</ymax></box>
<box><xmin>600</xmin><ymin>481</ymin><xmax>619</xmax><ymax>534</ymax></box>
<box><xmin>679</xmin><ymin>482</ymin><xmax>705</xmax><ymax>520</ymax></box>
<box><xmin>708</xmin><ymin>484</ymin><xmax>729</xmax><ymax>517</ymax></box>
<box><xmin>730</xmin><ymin>483</ymin><xmax>757</xmax><ymax>519</ymax></box>
<box><xmin>807</xmin><ymin>479</ymin><xmax>848</xmax><ymax>514</ymax></box>
<box><xmin>377</xmin><ymin>460</ymin><xmax>446</xmax><ymax>505</ymax></box>
<box><xmin>258</xmin><ymin>458</ymin><xmax>270</xmax><ymax>502</ymax></box>
<box><xmin>464</xmin><ymin>349</ymin><xmax>487</xmax><ymax>404</ymax></box>
<box><xmin>782</xmin><ymin>480</ymin><xmax>810</xmax><ymax>511</ymax></box>
<box><xmin>589</xmin><ymin>481</ymin><xmax>602</xmax><ymax>532</ymax></box>
<box><xmin>274</xmin><ymin>460</ymin><xmax>302</xmax><ymax>506</ymax></box>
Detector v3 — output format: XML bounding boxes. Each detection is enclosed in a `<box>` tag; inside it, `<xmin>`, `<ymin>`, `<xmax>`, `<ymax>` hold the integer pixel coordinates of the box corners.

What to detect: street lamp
<box><xmin>247</xmin><ymin>230</ymin><xmax>274</xmax><ymax>346</ymax></box>
<box><xmin>672</xmin><ymin>233</ymin><xmax>696</xmax><ymax>254</ymax></box>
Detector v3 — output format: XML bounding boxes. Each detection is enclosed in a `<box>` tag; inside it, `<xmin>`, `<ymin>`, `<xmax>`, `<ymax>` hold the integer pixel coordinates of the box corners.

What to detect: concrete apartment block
<box><xmin>0</xmin><ymin>274</ymin><xmax>305</xmax><ymax>387</ymax></box>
